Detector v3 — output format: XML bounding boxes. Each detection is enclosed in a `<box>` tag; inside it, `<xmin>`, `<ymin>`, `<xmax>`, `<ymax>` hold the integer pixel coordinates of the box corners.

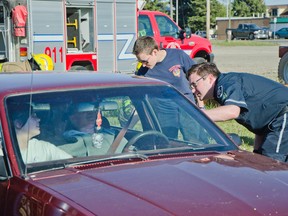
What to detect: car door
<box><xmin>236</xmin><ymin>24</ymin><xmax>243</xmax><ymax>38</ymax></box>
<box><xmin>279</xmin><ymin>28</ymin><xmax>288</xmax><ymax>38</ymax></box>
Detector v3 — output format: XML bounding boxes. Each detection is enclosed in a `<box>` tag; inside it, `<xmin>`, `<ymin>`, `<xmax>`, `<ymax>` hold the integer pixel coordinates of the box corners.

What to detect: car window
<box><xmin>5</xmin><ymin>85</ymin><xmax>237</xmax><ymax>173</ymax></box>
<box><xmin>100</xmin><ymin>96</ymin><xmax>142</xmax><ymax>131</ymax></box>
<box><xmin>138</xmin><ymin>15</ymin><xmax>154</xmax><ymax>37</ymax></box>
<box><xmin>155</xmin><ymin>15</ymin><xmax>178</xmax><ymax>37</ymax></box>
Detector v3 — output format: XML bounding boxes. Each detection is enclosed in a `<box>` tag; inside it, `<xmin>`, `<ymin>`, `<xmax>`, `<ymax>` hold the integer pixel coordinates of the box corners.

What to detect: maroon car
<box><xmin>0</xmin><ymin>72</ymin><xmax>288</xmax><ymax>216</ymax></box>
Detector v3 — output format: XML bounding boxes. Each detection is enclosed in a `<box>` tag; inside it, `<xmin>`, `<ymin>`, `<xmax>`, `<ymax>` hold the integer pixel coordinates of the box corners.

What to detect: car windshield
<box><xmin>6</xmin><ymin>85</ymin><xmax>237</xmax><ymax>173</ymax></box>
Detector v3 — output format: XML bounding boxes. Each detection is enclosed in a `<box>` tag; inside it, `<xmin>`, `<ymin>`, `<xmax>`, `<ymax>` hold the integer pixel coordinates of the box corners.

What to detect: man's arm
<box><xmin>202</xmin><ymin>105</ymin><xmax>240</xmax><ymax>122</ymax></box>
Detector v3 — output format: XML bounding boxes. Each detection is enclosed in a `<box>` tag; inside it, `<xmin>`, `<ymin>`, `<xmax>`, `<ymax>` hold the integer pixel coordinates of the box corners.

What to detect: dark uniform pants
<box><xmin>262</xmin><ymin>113</ymin><xmax>288</xmax><ymax>162</ymax></box>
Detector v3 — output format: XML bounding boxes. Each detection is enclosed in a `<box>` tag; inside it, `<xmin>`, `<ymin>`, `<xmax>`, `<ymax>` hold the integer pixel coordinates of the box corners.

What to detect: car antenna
<box><xmin>23</xmin><ymin>54</ymin><xmax>35</xmax><ymax>176</ymax></box>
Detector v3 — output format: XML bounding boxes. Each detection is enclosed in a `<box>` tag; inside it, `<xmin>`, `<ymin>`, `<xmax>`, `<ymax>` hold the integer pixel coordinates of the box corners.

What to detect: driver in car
<box><xmin>62</xmin><ymin>102</ymin><xmax>128</xmax><ymax>157</ymax></box>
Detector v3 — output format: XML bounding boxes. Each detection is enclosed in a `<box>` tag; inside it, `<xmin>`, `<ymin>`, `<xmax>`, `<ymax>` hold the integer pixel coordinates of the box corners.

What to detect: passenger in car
<box><xmin>12</xmin><ymin>104</ymin><xmax>72</xmax><ymax>164</ymax></box>
<box><xmin>62</xmin><ymin>102</ymin><xmax>128</xmax><ymax>157</ymax></box>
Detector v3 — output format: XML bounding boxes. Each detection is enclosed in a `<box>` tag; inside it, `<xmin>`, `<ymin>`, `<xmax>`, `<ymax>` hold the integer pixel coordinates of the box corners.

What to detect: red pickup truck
<box><xmin>138</xmin><ymin>10</ymin><xmax>214</xmax><ymax>63</ymax></box>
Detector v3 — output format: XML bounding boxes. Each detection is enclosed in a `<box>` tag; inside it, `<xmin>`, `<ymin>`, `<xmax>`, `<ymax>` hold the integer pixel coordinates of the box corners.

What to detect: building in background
<box><xmin>265</xmin><ymin>0</ymin><xmax>288</xmax><ymax>17</ymax></box>
<box><xmin>215</xmin><ymin>0</ymin><xmax>288</xmax><ymax>40</ymax></box>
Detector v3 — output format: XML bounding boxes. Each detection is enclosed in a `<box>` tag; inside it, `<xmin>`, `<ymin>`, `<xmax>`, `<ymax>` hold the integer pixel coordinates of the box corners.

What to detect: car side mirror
<box><xmin>185</xmin><ymin>27</ymin><xmax>192</xmax><ymax>38</ymax></box>
<box><xmin>178</xmin><ymin>29</ymin><xmax>185</xmax><ymax>40</ymax></box>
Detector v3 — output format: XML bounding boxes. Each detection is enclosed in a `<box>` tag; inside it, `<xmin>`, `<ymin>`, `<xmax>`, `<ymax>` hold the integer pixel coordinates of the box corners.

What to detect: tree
<box><xmin>181</xmin><ymin>0</ymin><xmax>226</xmax><ymax>32</ymax></box>
<box><xmin>143</xmin><ymin>0</ymin><xmax>169</xmax><ymax>12</ymax></box>
<box><xmin>143</xmin><ymin>0</ymin><xmax>226</xmax><ymax>33</ymax></box>
<box><xmin>232</xmin><ymin>0</ymin><xmax>266</xmax><ymax>17</ymax></box>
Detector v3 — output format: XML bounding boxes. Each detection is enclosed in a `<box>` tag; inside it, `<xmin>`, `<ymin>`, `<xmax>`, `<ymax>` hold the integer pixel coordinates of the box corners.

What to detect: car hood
<box><xmin>33</xmin><ymin>151</ymin><xmax>288</xmax><ymax>215</ymax></box>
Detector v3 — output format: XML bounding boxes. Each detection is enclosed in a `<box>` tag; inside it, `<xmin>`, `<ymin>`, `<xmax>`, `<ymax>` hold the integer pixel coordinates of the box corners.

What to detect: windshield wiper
<box><xmin>65</xmin><ymin>152</ymin><xmax>149</xmax><ymax>167</ymax></box>
<box><xmin>27</xmin><ymin>162</ymin><xmax>66</xmax><ymax>175</ymax></box>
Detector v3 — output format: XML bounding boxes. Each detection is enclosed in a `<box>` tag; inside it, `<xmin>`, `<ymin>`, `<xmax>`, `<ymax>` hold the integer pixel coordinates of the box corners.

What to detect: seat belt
<box><xmin>108</xmin><ymin>109</ymin><xmax>135</xmax><ymax>154</ymax></box>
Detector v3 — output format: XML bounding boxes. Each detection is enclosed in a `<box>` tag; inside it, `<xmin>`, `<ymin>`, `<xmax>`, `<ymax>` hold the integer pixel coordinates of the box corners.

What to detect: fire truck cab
<box><xmin>138</xmin><ymin>10</ymin><xmax>214</xmax><ymax>63</ymax></box>
<box><xmin>0</xmin><ymin>0</ymin><xmax>137</xmax><ymax>73</ymax></box>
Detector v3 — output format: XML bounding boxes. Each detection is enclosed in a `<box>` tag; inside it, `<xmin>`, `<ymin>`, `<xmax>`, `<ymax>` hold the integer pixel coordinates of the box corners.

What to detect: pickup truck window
<box><xmin>250</xmin><ymin>24</ymin><xmax>260</xmax><ymax>29</ymax></box>
<box><xmin>138</xmin><ymin>15</ymin><xmax>154</xmax><ymax>37</ymax></box>
<box><xmin>155</xmin><ymin>15</ymin><xmax>178</xmax><ymax>37</ymax></box>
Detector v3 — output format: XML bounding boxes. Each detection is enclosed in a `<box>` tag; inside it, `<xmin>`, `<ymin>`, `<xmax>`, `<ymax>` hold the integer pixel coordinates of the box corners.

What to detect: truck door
<box><xmin>240</xmin><ymin>24</ymin><xmax>247</xmax><ymax>38</ymax></box>
<box><xmin>139</xmin><ymin>15</ymin><xmax>153</xmax><ymax>37</ymax></box>
<box><xmin>155</xmin><ymin>14</ymin><xmax>180</xmax><ymax>49</ymax></box>
<box><xmin>30</xmin><ymin>0</ymin><xmax>65</xmax><ymax>70</ymax></box>
<box><xmin>65</xmin><ymin>1</ymin><xmax>96</xmax><ymax>71</ymax></box>
<box><xmin>141</xmin><ymin>12</ymin><xmax>182</xmax><ymax>50</ymax></box>
<box><xmin>96</xmin><ymin>0</ymin><xmax>136</xmax><ymax>73</ymax></box>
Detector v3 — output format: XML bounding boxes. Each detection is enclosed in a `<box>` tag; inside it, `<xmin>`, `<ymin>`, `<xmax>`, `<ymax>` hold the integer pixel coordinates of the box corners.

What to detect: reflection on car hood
<box><xmin>33</xmin><ymin>151</ymin><xmax>288</xmax><ymax>215</ymax></box>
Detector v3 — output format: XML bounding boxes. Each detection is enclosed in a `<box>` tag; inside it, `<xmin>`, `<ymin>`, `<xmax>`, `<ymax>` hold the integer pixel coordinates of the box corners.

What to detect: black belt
<box><xmin>277</xmin><ymin>105</ymin><xmax>288</xmax><ymax>117</ymax></box>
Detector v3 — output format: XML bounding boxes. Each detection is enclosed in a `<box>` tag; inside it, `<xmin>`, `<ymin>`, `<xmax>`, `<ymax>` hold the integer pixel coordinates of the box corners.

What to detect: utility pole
<box><xmin>228</xmin><ymin>0</ymin><xmax>231</xmax><ymax>29</ymax></box>
<box><xmin>206</xmin><ymin>0</ymin><xmax>210</xmax><ymax>40</ymax></box>
<box><xmin>170</xmin><ymin>0</ymin><xmax>173</xmax><ymax>19</ymax></box>
<box><xmin>176</xmin><ymin>0</ymin><xmax>178</xmax><ymax>25</ymax></box>
<box><xmin>226</xmin><ymin>0</ymin><xmax>229</xmax><ymax>17</ymax></box>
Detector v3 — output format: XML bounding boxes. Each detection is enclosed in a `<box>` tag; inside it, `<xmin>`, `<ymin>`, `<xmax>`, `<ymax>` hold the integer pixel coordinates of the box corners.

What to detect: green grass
<box><xmin>205</xmin><ymin>99</ymin><xmax>254</xmax><ymax>152</ymax></box>
<box><xmin>211</xmin><ymin>40</ymin><xmax>279</xmax><ymax>46</ymax></box>
<box><xmin>216</xmin><ymin>120</ymin><xmax>254</xmax><ymax>152</ymax></box>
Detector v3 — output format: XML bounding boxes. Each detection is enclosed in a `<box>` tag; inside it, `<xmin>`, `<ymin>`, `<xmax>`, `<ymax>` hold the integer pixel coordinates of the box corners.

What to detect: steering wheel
<box><xmin>123</xmin><ymin>130</ymin><xmax>170</xmax><ymax>152</ymax></box>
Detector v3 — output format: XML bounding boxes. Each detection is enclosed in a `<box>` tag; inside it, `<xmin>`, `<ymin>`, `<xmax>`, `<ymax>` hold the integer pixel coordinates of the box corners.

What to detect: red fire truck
<box><xmin>0</xmin><ymin>0</ymin><xmax>213</xmax><ymax>73</ymax></box>
<box><xmin>0</xmin><ymin>0</ymin><xmax>137</xmax><ymax>73</ymax></box>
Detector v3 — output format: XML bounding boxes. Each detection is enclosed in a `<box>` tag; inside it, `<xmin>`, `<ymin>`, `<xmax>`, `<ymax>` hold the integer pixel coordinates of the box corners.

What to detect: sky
<box><xmin>218</xmin><ymin>0</ymin><xmax>287</xmax><ymax>6</ymax></box>
<box><xmin>265</xmin><ymin>0</ymin><xmax>288</xmax><ymax>6</ymax></box>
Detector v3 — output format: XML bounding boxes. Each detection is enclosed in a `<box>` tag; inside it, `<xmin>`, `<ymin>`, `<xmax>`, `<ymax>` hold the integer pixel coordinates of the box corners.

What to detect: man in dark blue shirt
<box><xmin>133</xmin><ymin>36</ymin><xmax>202</xmax><ymax>140</ymax></box>
<box><xmin>187</xmin><ymin>62</ymin><xmax>288</xmax><ymax>162</ymax></box>
<box><xmin>133</xmin><ymin>36</ymin><xmax>195</xmax><ymax>102</ymax></box>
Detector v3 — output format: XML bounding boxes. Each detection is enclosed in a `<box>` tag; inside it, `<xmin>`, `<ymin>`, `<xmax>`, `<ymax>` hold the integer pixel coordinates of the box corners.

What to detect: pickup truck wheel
<box><xmin>192</xmin><ymin>57</ymin><xmax>206</xmax><ymax>64</ymax></box>
<box><xmin>248</xmin><ymin>34</ymin><xmax>254</xmax><ymax>40</ymax></box>
<box><xmin>278</xmin><ymin>52</ymin><xmax>288</xmax><ymax>84</ymax></box>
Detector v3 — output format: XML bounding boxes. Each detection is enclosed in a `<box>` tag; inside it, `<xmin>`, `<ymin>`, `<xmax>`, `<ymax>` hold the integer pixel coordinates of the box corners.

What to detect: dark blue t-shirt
<box><xmin>138</xmin><ymin>49</ymin><xmax>196</xmax><ymax>103</ymax></box>
<box><xmin>215</xmin><ymin>72</ymin><xmax>288</xmax><ymax>134</ymax></box>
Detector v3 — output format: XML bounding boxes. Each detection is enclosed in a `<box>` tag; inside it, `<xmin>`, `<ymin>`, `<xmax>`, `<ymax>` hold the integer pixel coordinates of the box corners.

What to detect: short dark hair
<box><xmin>10</xmin><ymin>103</ymin><xmax>33</xmax><ymax>128</ymax></box>
<box><xmin>186</xmin><ymin>62</ymin><xmax>221</xmax><ymax>80</ymax></box>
